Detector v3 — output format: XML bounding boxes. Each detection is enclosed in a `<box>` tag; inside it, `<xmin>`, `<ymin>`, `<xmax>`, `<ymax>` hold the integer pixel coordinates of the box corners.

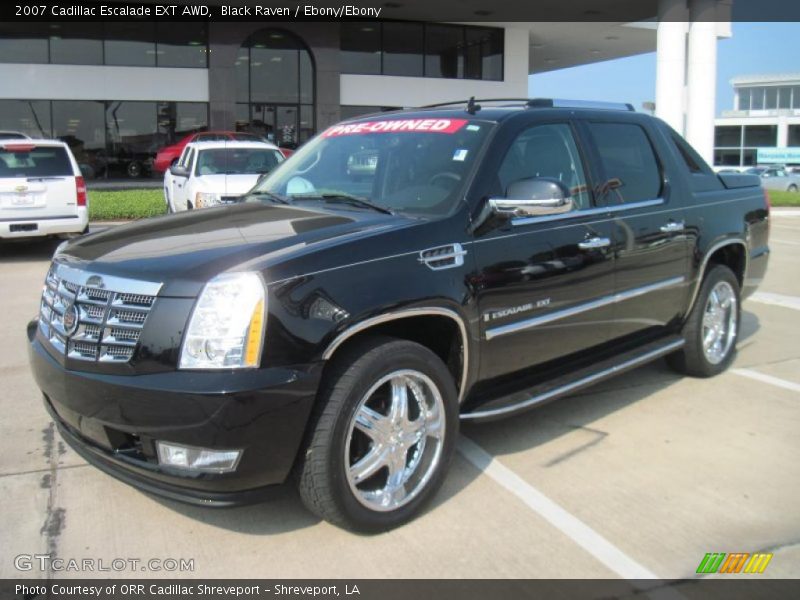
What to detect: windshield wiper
<box><xmin>243</xmin><ymin>191</ymin><xmax>292</xmax><ymax>205</ymax></box>
<box><xmin>292</xmin><ymin>193</ymin><xmax>394</xmax><ymax>215</ymax></box>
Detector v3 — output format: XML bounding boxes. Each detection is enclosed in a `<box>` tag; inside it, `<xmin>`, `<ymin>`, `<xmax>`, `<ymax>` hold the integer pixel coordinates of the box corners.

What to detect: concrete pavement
<box><xmin>0</xmin><ymin>221</ymin><xmax>797</xmax><ymax>580</ymax></box>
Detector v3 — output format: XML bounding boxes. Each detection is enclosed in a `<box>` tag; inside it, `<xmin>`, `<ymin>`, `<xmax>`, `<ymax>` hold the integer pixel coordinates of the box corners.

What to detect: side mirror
<box><xmin>170</xmin><ymin>165</ymin><xmax>189</xmax><ymax>178</ymax></box>
<box><xmin>489</xmin><ymin>177</ymin><xmax>573</xmax><ymax>218</ymax></box>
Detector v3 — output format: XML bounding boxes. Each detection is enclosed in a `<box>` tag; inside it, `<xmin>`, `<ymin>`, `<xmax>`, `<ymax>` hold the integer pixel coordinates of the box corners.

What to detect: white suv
<box><xmin>0</xmin><ymin>139</ymin><xmax>89</xmax><ymax>239</ymax></box>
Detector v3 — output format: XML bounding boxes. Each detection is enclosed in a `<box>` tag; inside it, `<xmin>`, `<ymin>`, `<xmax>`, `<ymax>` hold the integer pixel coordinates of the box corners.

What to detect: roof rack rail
<box><xmin>528</xmin><ymin>98</ymin><xmax>636</xmax><ymax>111</ymax></box>
<box><xmin>417</xmin><ymin>98</ymin><xmax>636</xmax><ymax>112</ymax></box>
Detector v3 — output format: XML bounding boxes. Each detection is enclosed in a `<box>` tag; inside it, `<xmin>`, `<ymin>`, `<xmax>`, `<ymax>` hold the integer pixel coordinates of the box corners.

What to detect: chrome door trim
<box><xmin>461</xmin><ymin>338</ymin><xmax>685</xmax><ymax>420</ymax></box>
<box><xmin>509</xmin><ymin>198</ymin><xmax>664</xmax><ymax>227</ymax></box>
<box><xmin>485</xmin><ymin>276</ymin><xmax>685</xmax><ymax>341</ymax></box>
<box><xmin>322</xmin><ymin>307</ymin><xmax>470</xmax><ymax>404</ymax></box>
<box><xmin>685</xmin><ymin>239</ymin><xmax>749</xmax><ymax>316</ymax></box>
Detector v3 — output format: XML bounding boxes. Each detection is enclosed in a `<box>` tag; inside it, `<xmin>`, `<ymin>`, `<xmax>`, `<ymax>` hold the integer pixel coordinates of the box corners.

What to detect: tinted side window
<box><xmin>588</xmin><ymin>123</ymin><xmax>662</xmax><ymax>204</ymax></box>
<box><xmin>497</xmin><ymin>123</ymin><xmax>590</xmax><ymax>210</ymax></box>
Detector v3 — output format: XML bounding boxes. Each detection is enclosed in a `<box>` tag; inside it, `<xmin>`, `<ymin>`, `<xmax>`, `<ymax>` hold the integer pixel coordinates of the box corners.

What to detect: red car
<box><xmin>153</xmin><ymin>131</ymin><xmax>293</xmax><ymax>173</ymax></box>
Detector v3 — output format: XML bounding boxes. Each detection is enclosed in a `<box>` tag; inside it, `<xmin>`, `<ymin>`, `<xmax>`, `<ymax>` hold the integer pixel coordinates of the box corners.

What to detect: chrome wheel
<box><xmin>345</xmin><ymin>369</ymin><xmax>446</xmax><ymax>512</ymax></box>
<box><xmin>702</xmin><ymin>281</ymin><xmax>737</xmax><ymax>365</ymax></box>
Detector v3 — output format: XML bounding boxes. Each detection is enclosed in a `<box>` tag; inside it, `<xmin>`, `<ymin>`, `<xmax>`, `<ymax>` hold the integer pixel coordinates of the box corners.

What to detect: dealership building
<box><xmin>0</xmin><ymin>0</ymin><xmax>733</xmax><ymax>177</ymax></box>
<box><xmin>714</xmin><ymin>74</ymin><xmax>800</xmax><ymax>167</ymax></box>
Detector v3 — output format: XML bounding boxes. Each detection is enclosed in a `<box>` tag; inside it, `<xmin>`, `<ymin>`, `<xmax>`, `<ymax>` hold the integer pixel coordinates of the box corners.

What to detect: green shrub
<box><xmin>768</xmin><ymin>190</ymin><xmax>800</xmax><ymax>207</ymax></box>
<box><xmin>88</xmin><ymin>190</ymin><xmax>167</xmax><ymax>220</ymax></box>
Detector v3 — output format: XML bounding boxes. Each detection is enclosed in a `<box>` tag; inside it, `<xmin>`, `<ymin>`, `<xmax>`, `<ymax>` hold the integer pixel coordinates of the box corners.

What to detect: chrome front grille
<box><xmin>38</xmin><ymin>264</ymin><xmax>160</xmax><ymax>364</ymax></box>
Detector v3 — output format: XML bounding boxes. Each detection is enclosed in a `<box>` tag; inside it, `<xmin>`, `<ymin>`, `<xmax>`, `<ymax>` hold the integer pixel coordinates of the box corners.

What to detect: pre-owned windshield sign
<box><xmin>322</xmin><ymin>119</ymin><xmax>468</xmax><ymax>137</ymax></box>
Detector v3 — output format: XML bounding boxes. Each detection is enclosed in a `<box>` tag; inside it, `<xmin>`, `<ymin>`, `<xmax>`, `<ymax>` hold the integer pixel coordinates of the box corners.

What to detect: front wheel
<box><xmin>788</xmin><ymin>184</ymin><xmax>798</xmax><ymax>193</ymax></box>
<box><xmin>297</xmin><ymin>337</ymin><xmax>458</xmax><ymax>532</ymax></box>
<box><xmin>668</xmin><ymin>264</ymin><xmax>740</xmax><ymax>377</ymax></box>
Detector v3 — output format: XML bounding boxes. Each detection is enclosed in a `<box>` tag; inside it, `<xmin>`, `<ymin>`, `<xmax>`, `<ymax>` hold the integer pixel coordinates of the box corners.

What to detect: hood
<box><xmin>194</xmin><ymin>174</ymin><xmax>262</xmax><ymax>196</ymax></box>
<box><xmin>58</xmin><ymin>203</ymin><xmax>410</xmax><ymax>297</ymax></box>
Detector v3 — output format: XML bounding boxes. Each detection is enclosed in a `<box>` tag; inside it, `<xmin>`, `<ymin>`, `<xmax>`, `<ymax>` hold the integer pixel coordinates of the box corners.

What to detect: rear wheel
<box><xmin>126</xmin><ymin>161</ymin><xmax>142</xmax><ymax>178</ymax></box>
<box><xmin>297</xmin><ymin>337</ymin><xmax>458</xmax><ymax>532</ymax></box>
<box><xmin>668</xmin><ymin>265</ymin><xmax>740</xmax><ymax>377</ymax></box>
<box><xmin>788</xmin><ymin>184</ymin><xmax>798</xmax><ymax>193</ymax></box>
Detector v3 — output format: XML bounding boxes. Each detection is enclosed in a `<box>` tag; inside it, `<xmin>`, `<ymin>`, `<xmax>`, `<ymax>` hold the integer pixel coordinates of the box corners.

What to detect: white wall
<box><xmin>0</xmin><ymin>64</ymin><xmax>208</xmax><ymax>102</ymax></box>
<box><xmin>339</xmin><ymin>26</ymin><xmax>529</xmax><ymax>108</ymax></box>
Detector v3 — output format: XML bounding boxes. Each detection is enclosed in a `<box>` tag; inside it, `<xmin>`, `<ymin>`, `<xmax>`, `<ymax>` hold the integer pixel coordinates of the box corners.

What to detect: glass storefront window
<box><xmin>0</xmin><ymin>100</ymin><xmax>51</xmax><ymax>138</ymax></box>
<box><xmin>52</xmin><ymin>100</ymin><xmax>106</xmax><ymax>178</ymax></box>
<box><xmin>467</xmin><ymin>27</ymin><xmax>504</xmax><ymax>81</ymax></box>
<box><xmin>156</xmin><ymin>22</ymin><xmax>208</xmax><ymax>68</ymax></box>
<box><xmin>105</xmin><ymin>101</ymin><xmax>158</xmax><ymax>177</ymax></box>
<box><xmin>743</xmin><ymin>125</ymin><xmax>778</xmax><ymax>147</ymax></box>
<box><xmin>251</xmin><ymin>45</ymin><xmax>299</xmax><ymax>104</ymax></box>
<box><xmin>104</xmin><ymin>22</ymin><xmax>156</xmax><ymax>67</ymax></box>
<box><xmin>50</xmin><ymin>23</ymin><xmax>103</xmax><ymax>65</ymax></box>
<box><xmin>750</xmin><ymin>87</ymin><xmax>765</xmax><ymax>110</ymax></box>
<box><xmin>0</xmin><ymin>22</ymin><xmax>49</xmax><ymax>63</ymax></box>
<box><xmin>341</xmin><ymin>22</ymin><xmax>381</xmax><ymax>75</ymax></box>
<box><xmin>382</xmin><ymin>22</ymin><xmax>424</xmax><ymax>77</ymax></box>
<box><xmin>788</xmin><ymin>125</ymin><xmax>800</xmax><ymax>147</ymax></box>
<box><xmin>425</xmin><ymin>24</ymin><xmax>463</xmax><ymax>78</ymax></box>
<box><xmin>738</xmin><ymin>89</ymin><xmax>750</xmax><ymax>111</ymax></box>
<box><xmin>765</xmin><ymin>87</ymin><xmax>778</xmax><ymax>110</ymax></box>
<box><xmin>778</xmin><ymin>87</ymin><xmax>791</xmax><ymax>110</ymax></box>
<box><xmin>238</xmin><ymin>29</ymin><xmax>316</xmax><ymax>149</ymax></box>
<box><xmin>714</xmin><ymin>126</ymin><xmax>741</xmax><ymax>148</ymax></box>
<box><xmin>0</xmin><ymin>22</ymin><xmax>209</xmax><ymax>67</ymax></box>
<box><xmin>158</xmin><ymin>102</ymin><xmax>207</xmax><ymax>146</ymax></box>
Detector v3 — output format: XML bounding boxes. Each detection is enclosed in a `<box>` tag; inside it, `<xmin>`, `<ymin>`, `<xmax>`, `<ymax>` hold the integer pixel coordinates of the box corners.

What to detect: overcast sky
<box><xmin>529</xmin><ymin>22</ymin><xmax>799</xmax><ymax>116</ymax></box>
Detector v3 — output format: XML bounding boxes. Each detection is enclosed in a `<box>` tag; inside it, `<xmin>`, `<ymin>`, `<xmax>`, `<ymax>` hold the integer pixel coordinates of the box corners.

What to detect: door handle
<box><xmin>660</xmin><ymin>220</ymin><xmax>685</xmax><ymax>233</ymax></box>
<box><xmin>578</xmin><ymin>236</ymin><xmax>611</xmax><ymax>250</ymax></box>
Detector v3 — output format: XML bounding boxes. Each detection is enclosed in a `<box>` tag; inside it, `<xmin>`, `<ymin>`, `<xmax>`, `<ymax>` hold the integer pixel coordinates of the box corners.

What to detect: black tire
<box><xmin>667</xmin><ymin>264</ymin><xmax>740</xmax><ymax>377</ymax></box>
<box><xmin>127</xmin><ymin>161</ymin><xmax>142</xmax><ymax>178</ymax></box>
<box><xmin>788</xmin><ymin>184</ymin><xmax>798</xmax><ymax>193</ymax></box>
<box><xmin>297</xmin><ymin>336</ymin><xmax>459</xmax><ymax>532</ymax></box>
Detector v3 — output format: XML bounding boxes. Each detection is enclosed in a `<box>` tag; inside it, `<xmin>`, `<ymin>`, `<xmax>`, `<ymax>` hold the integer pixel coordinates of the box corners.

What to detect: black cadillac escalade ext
<box><xmin>28</xmin><ymin>99</ymin><xmax>770</xmax><ymax>531</ymax></box>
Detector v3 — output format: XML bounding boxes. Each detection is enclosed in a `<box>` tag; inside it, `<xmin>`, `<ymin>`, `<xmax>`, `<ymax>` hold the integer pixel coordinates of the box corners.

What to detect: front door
<box><xmin>473</xmin><ymin>122</ymin><xmax>617</xmax><ymax>381</ymax></box>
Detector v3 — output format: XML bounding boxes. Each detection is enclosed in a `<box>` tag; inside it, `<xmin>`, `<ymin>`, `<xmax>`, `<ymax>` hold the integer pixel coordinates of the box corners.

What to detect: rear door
<box><xmin>581</xmin><ymin>119</ymin><xmax>688</xmax><ymax>342</ymax></box>
<box><xmin>0</xmin><ymin>143</ymin><xmax>76</xmax><ymax>220</ymax></box>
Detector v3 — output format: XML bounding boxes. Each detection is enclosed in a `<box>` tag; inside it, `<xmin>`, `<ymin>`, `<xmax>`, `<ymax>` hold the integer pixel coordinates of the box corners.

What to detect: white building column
<box><xmin>685</xmin><ymin>0</ymin><xmax>718</xmax><ymax>163</ymax></box>
<box><xmin>655</xmin><ymin>0</ymin><xmax>688</xmax><ymax>134</ymax></box>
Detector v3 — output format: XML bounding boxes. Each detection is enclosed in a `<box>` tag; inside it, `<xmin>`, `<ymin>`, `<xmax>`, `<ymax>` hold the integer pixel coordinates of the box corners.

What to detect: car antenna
<box><xmin>466</xmin><ymin>96</ymin><xmax>481</xmax><ymax>115</ymax></box>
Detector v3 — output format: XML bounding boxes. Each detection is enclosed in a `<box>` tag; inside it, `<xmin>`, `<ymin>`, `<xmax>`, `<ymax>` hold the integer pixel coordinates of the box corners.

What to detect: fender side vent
<box><xmin>418</xmin><ymin>243</ymin><xmax>467</xmax><ymax>271</ymax></box>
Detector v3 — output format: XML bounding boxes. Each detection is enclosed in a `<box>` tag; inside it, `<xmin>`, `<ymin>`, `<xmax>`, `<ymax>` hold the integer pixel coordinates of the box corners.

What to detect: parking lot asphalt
<box><xmin>1</xmin><ymin>219</ymin><xmax>798</xmax><ymax>581</ymax></box>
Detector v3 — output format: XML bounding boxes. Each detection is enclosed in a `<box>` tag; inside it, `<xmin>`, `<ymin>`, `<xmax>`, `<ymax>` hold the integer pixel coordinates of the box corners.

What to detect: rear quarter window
<box><xmin>0</xmin><ymin>146</ymin><xmax>73</xmax><ymax>178</ymax></box>
<box><xmin>587</xmin><ymin>122</ymin><xmax>662</xmax><ymax>203</ymax></box>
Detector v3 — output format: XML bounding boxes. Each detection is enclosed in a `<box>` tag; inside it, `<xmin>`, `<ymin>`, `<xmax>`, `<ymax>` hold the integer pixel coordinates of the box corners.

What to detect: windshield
<box><xmin>194</xmin><ymin>148</ymin><xmax>283</xmax><ymax>176</ymax></box>
<box><xmin>248</xmin><ymin>117</ymin><xmax>494</xmax><ymax>216</ymax></box>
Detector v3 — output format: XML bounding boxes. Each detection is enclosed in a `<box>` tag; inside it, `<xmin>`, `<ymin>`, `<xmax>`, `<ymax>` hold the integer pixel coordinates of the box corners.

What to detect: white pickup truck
<box><xmin>163</xmin><ymin>140</ymin><xmax>284</xmax><ymax>212</ymax></box>
<box><xmin>0</xmin><ymin>139</ymin><xmax>89</xmax><ymax>239</ymax></box>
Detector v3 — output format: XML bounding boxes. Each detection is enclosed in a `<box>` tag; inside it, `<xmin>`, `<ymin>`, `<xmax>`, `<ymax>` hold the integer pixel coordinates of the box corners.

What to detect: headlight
<box><xmin>179</xmin><ymin>272</ymin><xmax>266</xmax><ymax>369</ymax></box>
<box><xmin>195</xmin><ymin>191</ymin><xmax>219</xmax><ymax>208</ymax></box>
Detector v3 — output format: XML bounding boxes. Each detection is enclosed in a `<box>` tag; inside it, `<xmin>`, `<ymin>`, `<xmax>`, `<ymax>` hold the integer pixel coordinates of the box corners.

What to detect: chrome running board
<box><xmin>461</xmin><ymin>336</ymin><xmax>685</xmax><ymax>422</ymax></box>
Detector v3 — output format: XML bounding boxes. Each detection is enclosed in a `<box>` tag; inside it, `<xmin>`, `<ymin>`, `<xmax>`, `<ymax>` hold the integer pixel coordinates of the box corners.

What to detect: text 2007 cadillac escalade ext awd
<box><xmin>27</xmin><ymin>99</ymin><xmax>770</xmax><ymax>531</ymax></box>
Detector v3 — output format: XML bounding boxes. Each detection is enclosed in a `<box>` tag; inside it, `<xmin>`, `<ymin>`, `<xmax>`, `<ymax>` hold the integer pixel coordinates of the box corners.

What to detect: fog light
<box><xmin>156</xmin><ymin>441</ymin><xmax>242</xmax><ymax>473</ymax></box>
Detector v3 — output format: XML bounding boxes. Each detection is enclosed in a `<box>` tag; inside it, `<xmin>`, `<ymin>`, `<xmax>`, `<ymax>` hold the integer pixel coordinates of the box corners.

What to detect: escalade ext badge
<box><xmin>27</xmin><ymin>100</ymin><xmax>769</xmax><ymax>532</ymax></box>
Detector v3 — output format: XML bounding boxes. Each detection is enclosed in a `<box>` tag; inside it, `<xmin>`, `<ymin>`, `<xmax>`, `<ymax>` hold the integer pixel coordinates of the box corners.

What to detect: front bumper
<box><xmin>28</xmin><ymin>328</ymin><xmax>321</xmax><ymax>506</ymax></box>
